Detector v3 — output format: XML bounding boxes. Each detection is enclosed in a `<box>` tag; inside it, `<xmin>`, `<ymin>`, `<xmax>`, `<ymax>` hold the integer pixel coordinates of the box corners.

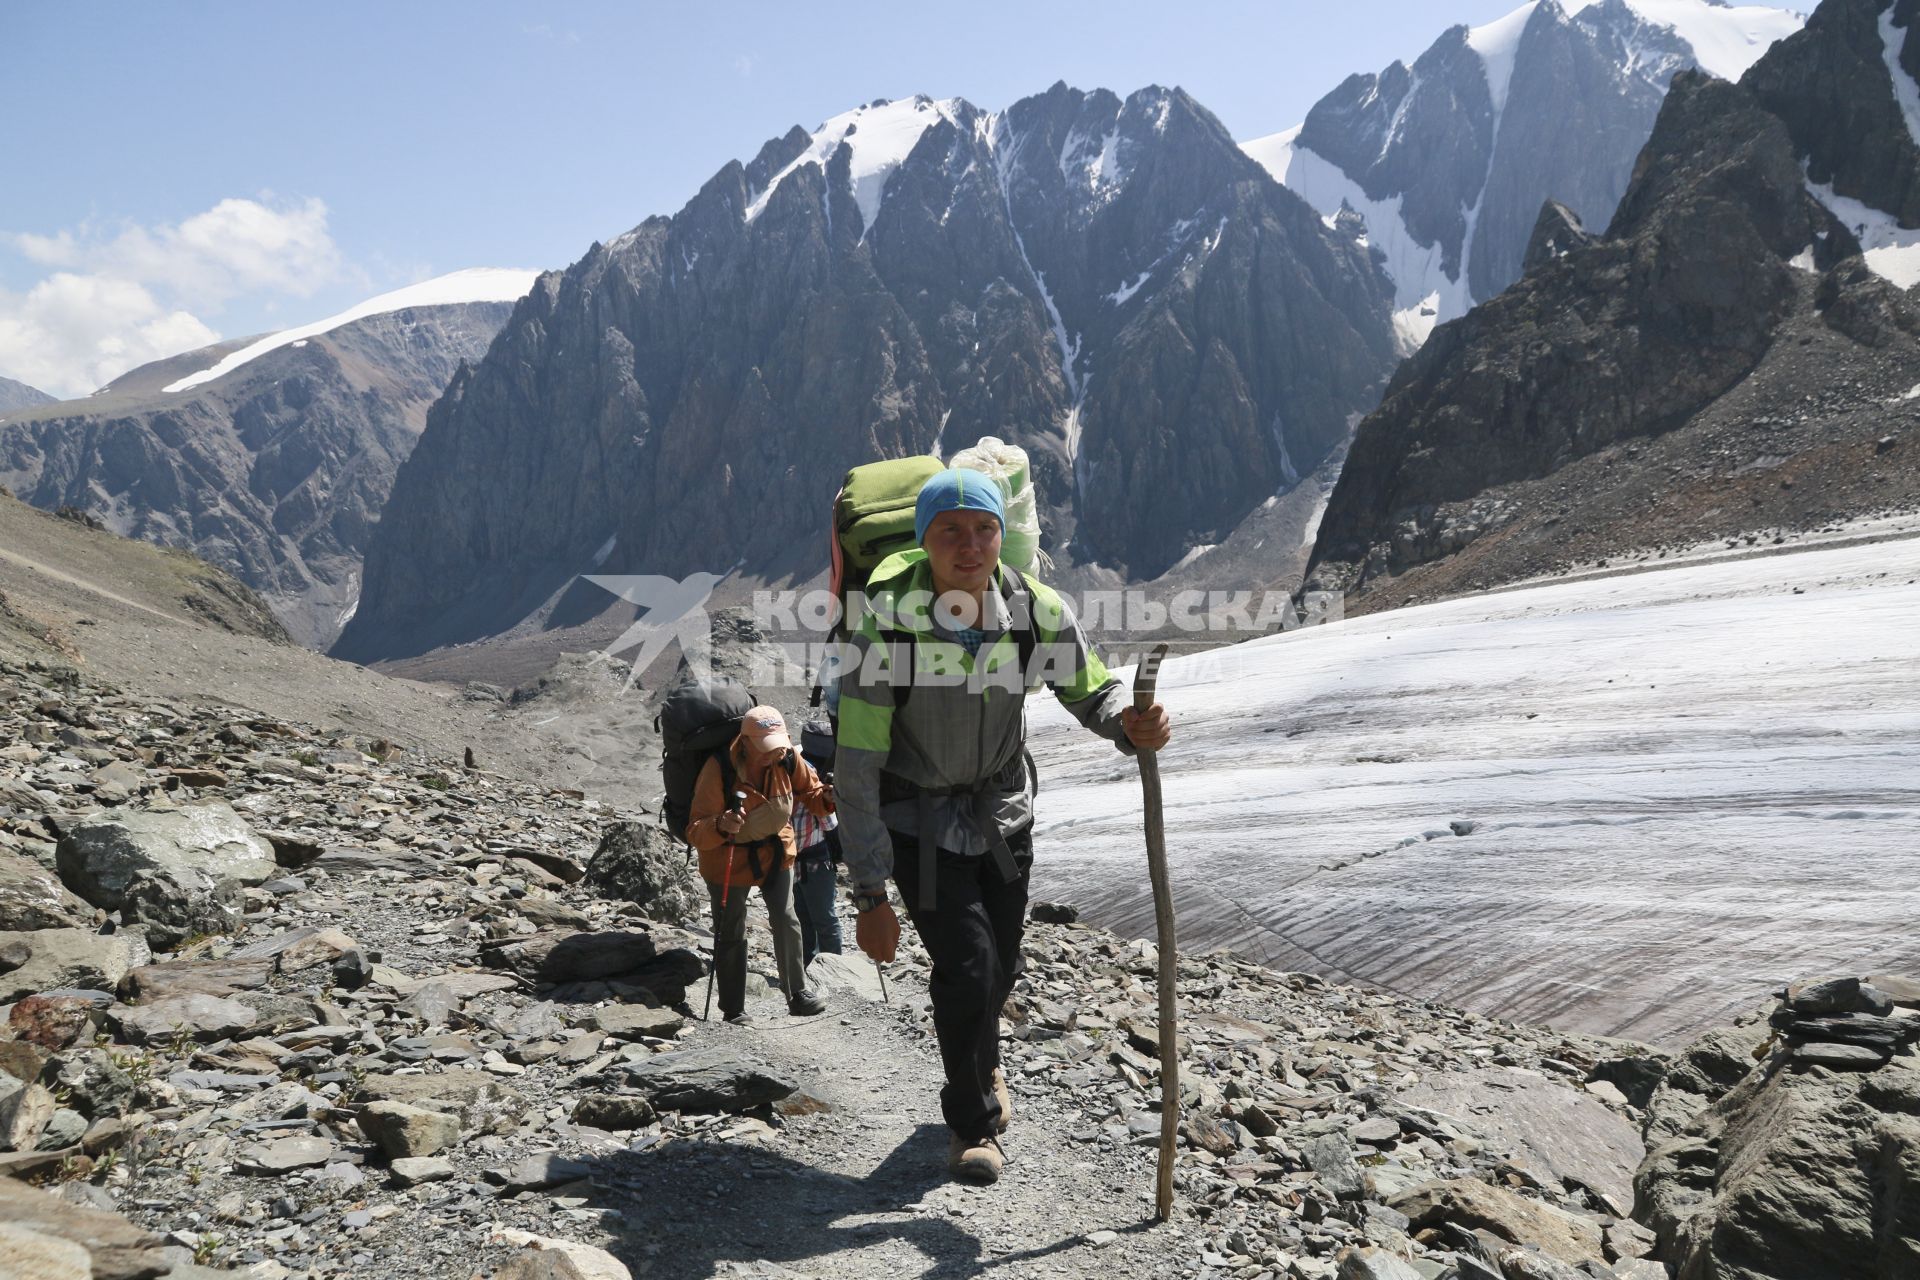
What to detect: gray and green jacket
<box><xmin>835</xmin><ymin>549</ymin><xmax>1135</xmax><ymax>893</ymax></box>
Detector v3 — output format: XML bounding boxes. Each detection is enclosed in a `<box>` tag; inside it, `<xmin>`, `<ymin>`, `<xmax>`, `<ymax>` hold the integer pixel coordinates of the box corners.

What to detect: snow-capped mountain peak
<box><xmin>1242</xmin><ymin>0</ymin><xmax>1805</xmax><ymax>344</ymax></box>
<box><xmin>743</xmin><ymin>95</ymin><xmax>966</xmax><ymax>236</ymax></box>
<box><xmin>163</xmin><ymin>268</ymin><xmax>540</xmax><ymax>395</ymax></box>
<box><xmin>1595</xmin><ymin>0</ymin><xmax>1806</xmax><ymax>81</ymax></box>
<box><xmin>1469</xmin><ymin>1</ymin><xmax>1546</xmax><ymax>114</ymax></box>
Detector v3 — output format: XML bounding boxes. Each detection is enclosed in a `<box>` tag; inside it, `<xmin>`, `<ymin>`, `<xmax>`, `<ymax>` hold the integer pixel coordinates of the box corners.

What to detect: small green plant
<box><xmin>341</xmin><ymin>1061</ymin><xmax>370</xmax><ymax>1104</ymax></box>
<box><xmin>193</xmin><ymin>1234</ymin><xmax>223</xmax><ymax>1266</ymax></box>
<box><xmin>294</xmin><ymin>749</ymin><xmax>321</xmax><ymax>767</ymax></box>
<box><xmin>91</xmin><ymin>1148</ymin><xmax>121</xmax><ymax>1179</ymax></box>
<box><xmin>166</xmin><ymin>1024</ymin><xmax>194</xmax><ymax>1058</ymax></box>
<box><xmin>110</xmin><ymin>1050</ymin><xmax>155</xmax><ymax>1088</ymax></box>
<box><xmin>186</xmin><ymin>1161</ymin><xmax>204</xmax><ymax>1187</ymax></box>
<box><xmin>419</xmin><ymin>773</ymin><xmax>450</xmax><ymax>791</ymax></box>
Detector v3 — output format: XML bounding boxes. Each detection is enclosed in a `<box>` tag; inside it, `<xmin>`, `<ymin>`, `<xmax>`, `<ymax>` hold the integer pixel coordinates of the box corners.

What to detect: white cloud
<box><xmin>0</xmin><ymin>196</ymin><xmax>355</xmax><ymax>399</ymax></box>
<box><xmin>733</xmin><ymin>53</ymin><xmax>756</xmax><ymax>78</ymax></box>
<box><xmin>0</xmin><ymin>274</ymin><xmax>220</xmax><ymax>399</ymax></box>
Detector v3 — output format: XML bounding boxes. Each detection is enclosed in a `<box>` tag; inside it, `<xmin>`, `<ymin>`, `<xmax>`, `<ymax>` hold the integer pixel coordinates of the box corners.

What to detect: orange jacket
<box><xmin>687</xmin><ymin>737</ymin><xmax>831</xmax><ymax>886</ymax></box>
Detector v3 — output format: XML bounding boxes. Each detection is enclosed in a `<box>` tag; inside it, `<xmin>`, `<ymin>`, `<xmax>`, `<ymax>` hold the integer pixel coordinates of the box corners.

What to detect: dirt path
<box><xmin>0</xmin><ymin>542</ymin><xmax>199</xmax><ymax>626</ymax></box>
<box><xmin>572</xmin><ymin>968</ymin><xmax>1194</xmax><ymax>1280</ymax></box>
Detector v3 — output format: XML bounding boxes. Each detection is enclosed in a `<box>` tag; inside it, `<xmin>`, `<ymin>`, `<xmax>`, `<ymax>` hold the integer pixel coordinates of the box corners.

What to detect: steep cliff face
<box><xmin>1306</xmin><ymin>0</ymin><xmax>1920</xmax><ymax>612</ymax></box>
<box><xmin>336</xmin><ymin>86</ymin><xmax>1398</xmax><ymax>662</ymax></box>
<box><xmin>1244</xmin><ymin>0</ymin><xmax>1804</xmax><ymax>345</ymax></box>
<box><xmin>0</xmin><ymin>279</ymin><xmax>527</xmax><ymax>647</ymax></box>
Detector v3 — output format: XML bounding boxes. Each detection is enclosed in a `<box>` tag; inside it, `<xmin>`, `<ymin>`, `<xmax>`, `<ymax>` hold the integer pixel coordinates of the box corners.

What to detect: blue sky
<box><xmin>1</xmin><ymin>1</ymin><xmax>1529</xmax><ymax>397</ymax></box>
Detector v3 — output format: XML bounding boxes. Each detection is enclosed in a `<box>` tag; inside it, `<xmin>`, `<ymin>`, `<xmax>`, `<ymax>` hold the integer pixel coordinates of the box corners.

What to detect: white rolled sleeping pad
<box><xmin>947</xmin><ymin>435</ymin><xmax>1051</xmax><ymax>575</ymax></box>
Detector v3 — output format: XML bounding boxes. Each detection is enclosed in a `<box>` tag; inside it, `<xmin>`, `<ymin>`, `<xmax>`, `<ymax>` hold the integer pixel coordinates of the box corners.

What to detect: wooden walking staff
<box><xmin>1132</xmin><ymin>642</ymin><xmax>1178</xmax><ymax>1221</ymax></box>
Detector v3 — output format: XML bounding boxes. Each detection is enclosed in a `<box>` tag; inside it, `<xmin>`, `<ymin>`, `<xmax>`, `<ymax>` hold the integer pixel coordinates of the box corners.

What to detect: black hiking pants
<box><xmin>891</xmin><ymin>826</ymin><xmax>1032</xmax><ymax>1142</ymax></box>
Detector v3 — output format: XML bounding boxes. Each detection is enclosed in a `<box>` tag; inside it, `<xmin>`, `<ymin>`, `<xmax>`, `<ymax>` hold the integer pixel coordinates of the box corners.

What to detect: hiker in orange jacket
<box><xmin>687</xmin><ymin>706</ymin><xmax>834</xmax><ymax>1023</ymax></box>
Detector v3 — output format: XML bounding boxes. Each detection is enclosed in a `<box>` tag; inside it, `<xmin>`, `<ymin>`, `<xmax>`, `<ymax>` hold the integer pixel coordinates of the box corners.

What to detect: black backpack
<box><xmin>798</xmin><ymin>716</ymin><xmax>836</xmax><ymax>780</ymax></box>
<box><xmin>655</xmin><ymin>676</ymin><xmax>757</xmax><ymax>843</ymax></box>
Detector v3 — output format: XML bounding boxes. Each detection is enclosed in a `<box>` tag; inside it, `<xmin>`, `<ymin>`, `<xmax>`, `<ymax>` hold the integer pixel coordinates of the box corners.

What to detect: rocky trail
<box><xmin>3</xmin><ymin>655</ymin><xmax>1918</xmax><ymax>1280</ymax></box>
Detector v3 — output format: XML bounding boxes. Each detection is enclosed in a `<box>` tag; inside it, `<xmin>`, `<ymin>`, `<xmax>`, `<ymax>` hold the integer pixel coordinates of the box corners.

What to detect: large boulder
<box><xmin>1642</xmin><ymin>1021</ymin><xmax>1770</xmax><ymax>1144</ymax></box>
<box><xmin>583</xmin><ymin>821</ymin><xmax>704</xmax><ymax>926</ymax></box>
<box><xmin>0</xmin><ymin>1176</ymin><xmax>170</xmax><ymax>1279</ymax></box>
<box><xmin>618</xmin><ymin>1046</ymin><xmax>797</xmax><ymax>1113</ymax></box>
<box><xmin>1636</xmin><ymin>978</ymin><xmax>1920</xmax><ymax>1278</ymax></box>
<box><xmin>479</xmin><ymin>929</ymin><xmax>703</xmax><ymax>1001</ymax></box>
<box><xmin>0</xmin><ymin>929</ymin><xmax>149</xmax><ymax>1003</ymax></box>
<box><xmin>117</xmin><ymin>870</ymin><xmax>242</xmax><ymax>950</ymax></box>
<box><xmin>54</xmin><ymin>804</ymin><xmax>275</xmax><ymax>935</ymax></box>
<box><xmin>0</xmin><ymin>850</ymin><xmax>95</xmax><ymax>931</ymax></box>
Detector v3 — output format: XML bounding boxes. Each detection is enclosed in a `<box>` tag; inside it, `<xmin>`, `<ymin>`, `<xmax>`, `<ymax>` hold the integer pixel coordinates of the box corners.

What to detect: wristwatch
<box><xmin>852</xmin><ymin>888</ymin><xmax>888</xmax><ymax>914</ymax></box>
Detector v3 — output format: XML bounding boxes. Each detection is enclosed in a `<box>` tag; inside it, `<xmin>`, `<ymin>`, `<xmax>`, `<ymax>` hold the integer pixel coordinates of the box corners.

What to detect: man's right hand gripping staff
<box><xmin>853</xmin><ymin>887</ymin><xmax>899</xmax><ymax>963</ymax></box>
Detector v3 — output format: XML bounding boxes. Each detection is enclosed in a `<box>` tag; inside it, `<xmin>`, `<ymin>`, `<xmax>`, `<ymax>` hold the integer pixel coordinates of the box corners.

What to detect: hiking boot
<box><xmin>723</xmin><ymin>1011</ymin><xmax>754</xmax><ymax>1027</ymax></box>
<box><xmin>992</xmin><ymin>1067</ymin><xmax>1013</xmax><ymax>1133</ymax></box>
<box><xmin>787</xmin><ymin>988</ymin><xmax>827</xmax><ymax>1017</ymax></box>
<box><xmin>947</xmin><ymin>1133</ymin><xmax>1005</xmax><ymax>1185</ymax></box>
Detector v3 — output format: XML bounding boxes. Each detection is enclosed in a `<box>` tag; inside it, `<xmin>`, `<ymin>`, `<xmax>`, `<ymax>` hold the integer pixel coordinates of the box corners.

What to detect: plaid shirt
<box><xmin>792</xmin><ymin>798</ymin><xmax>838</xmax><ymax>853</ymax></box>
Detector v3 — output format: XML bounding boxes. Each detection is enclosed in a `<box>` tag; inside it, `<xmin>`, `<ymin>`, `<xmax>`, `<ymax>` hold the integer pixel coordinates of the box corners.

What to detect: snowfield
<box><xmin>163</xmin><ymin>268</ymin><xmax>540</xmax><ymax>395</ymax></box>
<box><xmin>1028</xmin><ymin>536</ymin><xmax>1920</xmax><ymax>1047</ymax></box>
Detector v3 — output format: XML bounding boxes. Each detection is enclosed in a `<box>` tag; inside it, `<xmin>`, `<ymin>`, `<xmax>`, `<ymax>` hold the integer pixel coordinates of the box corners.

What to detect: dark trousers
<box><xmin>708</xmin><ymin>861</ymin><xmax>806</xmax><ymax>1017</ymax></box>
<box><xmin>891</xmin><ymin>827</ymin><xmax>1032</xmax><ymax>1141</ymax></box>
<box><xmin>794</xmin><ymin>834</ymin><xmax>844</xmax><ymax>964</ymax></box>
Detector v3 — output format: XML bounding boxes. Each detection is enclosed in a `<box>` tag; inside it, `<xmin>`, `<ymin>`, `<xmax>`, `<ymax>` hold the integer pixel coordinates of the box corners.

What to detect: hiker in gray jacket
<box><xmin>835</xmin><ymin>468</ymin><xmax>1170</xmax><ymax>1184</ymax></box>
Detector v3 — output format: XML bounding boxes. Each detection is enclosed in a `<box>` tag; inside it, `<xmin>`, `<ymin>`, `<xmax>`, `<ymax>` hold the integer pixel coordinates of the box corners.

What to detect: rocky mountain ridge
<box><xmin>0</xmin><ymin>376</ymin><xmax>56</xmax><ymax>414</ymax></box>
<box><xmin>1305</xmin><ymin>0</ymin><xmax>1920</xmax><ymax>611</ymax></box>
<box><xmin>1243</xmin><ymin>0</ymin><xmax>1805</xmax><ymax>345</ymax></box>
<box><xmin>0</xmin><ymin>278</ymin><xmax>529</xmax><ymax>649</ymax></box>
<box><xmin>333</xmin><ymin>84</ymin><xmax>1399</xmax><ymax>662</ymax></box>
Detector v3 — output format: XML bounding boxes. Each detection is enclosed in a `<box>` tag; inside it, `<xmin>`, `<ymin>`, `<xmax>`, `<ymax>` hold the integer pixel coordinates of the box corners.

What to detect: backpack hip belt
<box><xmin>882</xmin><ymin>770</ymin><xmax>1024</xmax><ymax>911</ymax></box>
<box><xmin>728</xmin><ymin>836</ymin><xmax>782</xmax><ymax>886</ymax></box>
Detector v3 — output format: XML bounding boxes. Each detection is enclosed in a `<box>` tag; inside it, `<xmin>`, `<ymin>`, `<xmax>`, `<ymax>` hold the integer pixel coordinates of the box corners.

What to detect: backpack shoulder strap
<box><xmin>878</xmin><ymin>627</ymin><xmax>917</xmax><ymax>711</ymax></box>
<box><xmin>1003</xmin><ymin>566</ymin><xmax>1038</xmax><ymax>684</ymax></box>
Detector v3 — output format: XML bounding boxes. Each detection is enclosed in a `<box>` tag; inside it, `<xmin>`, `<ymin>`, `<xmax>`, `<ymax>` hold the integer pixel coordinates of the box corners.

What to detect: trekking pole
<box><xmin>703</xmin><ymin>791</ymin><xmax>749</xmax><ymax>1021</ymax></box>
<box><xmin>876</xmin><ymin>959</ymin><xmax>890</xmax><ymax>1005</ymax></box>
<box><xmin>1133</xmin><ymin>642</ymin><xmax>1178</xmax><ymax>1222</ymax></box>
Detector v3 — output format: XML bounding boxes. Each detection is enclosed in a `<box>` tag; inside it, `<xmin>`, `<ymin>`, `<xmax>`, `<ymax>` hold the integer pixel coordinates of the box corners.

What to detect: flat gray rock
<box><xmin>0</xmin><ymin>929</ymin><xmax>148</xmax><ymax>1004</ymax></box>
<box><xmin>357</xmin><ymin>1100</ymin><xmax>461</xmax><ymax>1159</ymax></box>
<box><xmin>805</xmin><ymin>951</ymin><xmax>884</xmax><ymax>1002</ymax></box>
<box><xmin>237</xmin><ymin>1133</ymin><xmax>337</xmax><ymax>1172</ymax></box>
<box><xmin>593</xmin><ymin>1004</ymin><xmax>685</xmax><ymax>1041</ymax></box>
<box><xmin>389</xmin><ymin>1155</ymin><xmax>456</xmax><ymax>1186</ymax></box>
<box><xmin>0</xmin><ymin>1177</ymin><xmax>169</xmax><ymax>1280</ymax></box>
<box><xmin>1398</xmin><ymin>1066</ymin><xmax>1644</xmax><ymax>1214</ymax></box>
<box><xmin>0</xmin><ymin>849</ymin><xmax>95</xmax><ymax>931</ymax></box>
<box><xmin>109</xmin><ymin>992</ymin><xmax>256</xmax><ymax>1045</ymax></box>
<box><xmin>486</xmin><ymin>1150</ymin><xmax>593</xmax><ymax>1192</ymax></box>
<box><xmin>356</xmin><ymin>1070</ymin><xmax>529</xmax><ymax>1136</ymax></box>
<box><xmin>1304</xmin><ymin>1133</ymin><xmax>1366</xmax><ymax>1200</ymax></box>
<box><xmin>621</xmin><ymin>1046</ymin><xmax>797</xmax><ymax>1114</ymax></box>
<box><xmin>1790</xmin><ymin>1041</ymin><xmax>1890</xmax><ymax>1070</ymax></box>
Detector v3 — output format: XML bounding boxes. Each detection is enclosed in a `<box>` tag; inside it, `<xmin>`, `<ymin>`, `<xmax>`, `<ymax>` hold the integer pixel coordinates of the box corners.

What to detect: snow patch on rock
<box><xmin>744</xmin><ymin>96</ymin><xmax>963</xmax><ymax>239</ymax></box>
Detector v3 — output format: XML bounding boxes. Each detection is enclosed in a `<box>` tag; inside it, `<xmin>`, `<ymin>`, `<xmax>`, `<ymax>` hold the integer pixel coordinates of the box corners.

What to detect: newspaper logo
<box><xmin>583</xmin><ymin>571</ymin><xmax>725</xmax><ymax>691</ymax></box>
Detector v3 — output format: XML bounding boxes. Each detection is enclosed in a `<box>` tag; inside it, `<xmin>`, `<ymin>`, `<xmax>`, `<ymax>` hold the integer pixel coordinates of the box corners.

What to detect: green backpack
<box><xmin>829</xmin><ymin>456</ymin><xmax>943</xmax><ymax>632</ymax></box>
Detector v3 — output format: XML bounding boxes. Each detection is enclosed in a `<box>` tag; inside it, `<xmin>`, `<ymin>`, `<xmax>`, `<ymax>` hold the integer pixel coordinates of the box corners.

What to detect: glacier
<box><xmin>1027</xmin><ymin>531</ymin><xmax>1920</xmax><ymax>1047</ymax></box>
